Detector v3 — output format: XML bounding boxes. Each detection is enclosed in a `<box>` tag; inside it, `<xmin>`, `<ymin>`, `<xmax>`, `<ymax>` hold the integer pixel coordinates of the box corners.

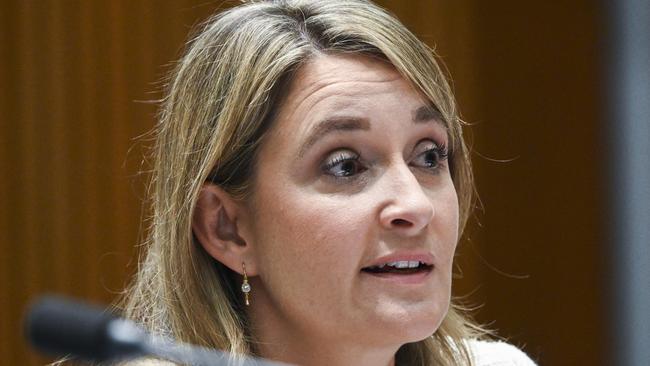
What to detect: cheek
<box><xmin>250</xmin><ymin>187</ymin><xmax>368</xmax><ymax>298</ymax></box>
<box><xmin>431</xmin><ymin>184</ymin><xmax>460</xmax><ymax>266</ymax></box>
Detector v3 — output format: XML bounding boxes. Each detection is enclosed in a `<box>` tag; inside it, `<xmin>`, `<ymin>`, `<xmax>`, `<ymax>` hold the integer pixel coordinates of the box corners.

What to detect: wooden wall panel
<box><xmin>468</xmin><ymin>2</ymin><xmax>605</xmax><ymax>365</ymax></box>
<box><xmin>1</xmin><ymin>1</ymin><xmax>606</xmax><ymax>365</ymax></box>
<box><xmin>0</xmin><ymin>1</ymin><xmax>217</xmax><ymax>363</ymax></box>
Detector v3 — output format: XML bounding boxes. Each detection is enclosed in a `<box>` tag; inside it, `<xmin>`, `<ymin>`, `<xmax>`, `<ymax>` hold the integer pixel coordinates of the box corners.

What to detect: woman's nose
<box><xmin>378</xmin><ymin>164</ymin><xmax>435</xmax><ymax>236</ymax></box>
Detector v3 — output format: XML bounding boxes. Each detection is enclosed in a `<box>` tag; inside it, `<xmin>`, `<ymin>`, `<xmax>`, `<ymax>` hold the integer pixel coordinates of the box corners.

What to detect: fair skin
<box><xmin>193</xmin><ymin>54</ymin><xmax>459</xmax><ymax>366</ymax></box>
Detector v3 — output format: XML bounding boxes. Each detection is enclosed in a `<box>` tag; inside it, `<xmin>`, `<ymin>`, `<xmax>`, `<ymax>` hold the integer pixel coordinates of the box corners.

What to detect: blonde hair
<box><xmin>121</xmin><ymin>0</ymin><xmax>486</xmax><ymax>364</ymax></box>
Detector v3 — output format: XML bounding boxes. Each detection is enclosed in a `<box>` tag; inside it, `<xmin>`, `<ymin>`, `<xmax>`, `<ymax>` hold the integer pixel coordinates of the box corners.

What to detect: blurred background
<box><xmin>0</xmin><ymin>0</ymin><xmax>630</xmax><ymax>365</ymax></box>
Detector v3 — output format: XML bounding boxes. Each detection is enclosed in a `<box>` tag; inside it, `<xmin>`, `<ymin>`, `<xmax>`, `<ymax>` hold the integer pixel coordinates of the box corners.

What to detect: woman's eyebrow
<box><xmin>298</xmin><ymin>116</ymin><xmax>370</xmax><ymax>157</ymax></box>
<box><xmin>298</xmin><ymin>105</ymin><xmax>444</xmax><ymax>157</ymax></box>
<box><xmin>413</xmin><ymin>105</ymin><xmax>444</xmax><ymax>123</ymax></box>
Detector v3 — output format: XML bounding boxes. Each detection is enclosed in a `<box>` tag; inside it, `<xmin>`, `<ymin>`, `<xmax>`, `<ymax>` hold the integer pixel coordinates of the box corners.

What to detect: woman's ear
<box><xmin>192</xmin><ymin>184</ymin><xmax>257</xmax><ymax>276</ymax></box>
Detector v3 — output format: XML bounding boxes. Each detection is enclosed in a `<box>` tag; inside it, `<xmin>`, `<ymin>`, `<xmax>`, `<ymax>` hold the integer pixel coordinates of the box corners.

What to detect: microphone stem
<box><xmin>143</xmin><ymin>336</ymin><xmax>284</xmax><ymax>366</ymax></box>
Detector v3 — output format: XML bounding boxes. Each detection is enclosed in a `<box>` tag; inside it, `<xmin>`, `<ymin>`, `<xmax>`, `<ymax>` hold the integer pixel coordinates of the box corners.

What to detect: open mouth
<box><xmin>361</xmin><ymin>261</ymin><xmax>433</xmax><ymax>275</ymax></box>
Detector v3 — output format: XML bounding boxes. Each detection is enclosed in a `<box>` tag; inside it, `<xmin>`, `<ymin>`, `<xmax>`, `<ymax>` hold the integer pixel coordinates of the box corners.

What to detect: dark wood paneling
<box><xmin>468</xmin><ymin>2</ymin><xmax>605</xmax><ymax>365</ymax></box>
<box><xmin>0</xmin><ymin>1</ymin><xmax>219</xmax><ymax>363</ymax></box>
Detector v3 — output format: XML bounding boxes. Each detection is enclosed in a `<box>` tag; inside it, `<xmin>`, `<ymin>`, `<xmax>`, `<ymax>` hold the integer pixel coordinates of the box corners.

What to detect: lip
<box><xmin>360</xmin><ymin>251</ymin><xmax>435</xmax><ymax>285</ymax></box>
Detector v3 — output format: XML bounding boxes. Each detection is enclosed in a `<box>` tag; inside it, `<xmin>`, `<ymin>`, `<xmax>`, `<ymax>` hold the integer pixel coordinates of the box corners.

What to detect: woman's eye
<box><xmin>412</xmin><ymin>140</ymin><xmax>449</xmax><ymax>172</ymax></box>
<box><xmin>321</xmin><ymin>150</ymin><xmax>365</xmax><ymax>178</ymax></box>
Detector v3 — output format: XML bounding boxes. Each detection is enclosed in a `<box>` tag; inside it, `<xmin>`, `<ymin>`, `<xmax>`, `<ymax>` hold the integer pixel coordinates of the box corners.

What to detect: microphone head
<box><xmin>25</xmin><ymin>296</ymin><xmax>146</xmax><ymax>362</ymax></box>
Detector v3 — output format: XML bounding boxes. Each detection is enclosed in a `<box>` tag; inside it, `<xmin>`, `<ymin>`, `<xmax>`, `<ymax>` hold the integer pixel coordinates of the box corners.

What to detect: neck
<box><xmin>247</xmin><ymin>287</ymin><xmax>399</xmax><ymax>366</ymax></box>
<box><xmin>256</xmin><ymin>339</ymin><xmax>397</xmax><ymax>366</ymax></box>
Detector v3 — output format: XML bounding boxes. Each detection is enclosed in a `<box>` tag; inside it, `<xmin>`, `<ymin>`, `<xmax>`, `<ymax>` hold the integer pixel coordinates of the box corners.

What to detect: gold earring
<box><xmin>241</xmin><ymin>262</ymin><xmax>251</xmax><ymax>306</ymax></box>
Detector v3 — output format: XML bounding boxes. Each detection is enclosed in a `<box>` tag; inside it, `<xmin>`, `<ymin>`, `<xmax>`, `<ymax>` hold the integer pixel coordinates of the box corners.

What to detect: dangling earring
<box><xmin>241</xmin><ymin>262</ymin><xmax>251</xmax><ymax>306</ymax></box>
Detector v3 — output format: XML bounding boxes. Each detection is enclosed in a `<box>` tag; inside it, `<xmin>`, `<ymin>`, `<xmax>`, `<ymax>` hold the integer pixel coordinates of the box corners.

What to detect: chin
<box><xmin>373</xmin><ymin>300</ymin><xmax>449</xmax><ymax>345</ymax></box>
<box><xmin>403</xmin><ymin>313</ymin><xmax>446</xmax><ymax>343</ymax></box>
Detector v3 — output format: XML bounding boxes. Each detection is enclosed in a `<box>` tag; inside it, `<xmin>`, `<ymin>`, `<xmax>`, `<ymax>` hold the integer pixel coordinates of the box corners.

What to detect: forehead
<box><xmin>287</xmin><ymin>55</ymin><xmax>415</xmax><ymax>110</ymax></box>
<box><xmin>273</xmin><ymin>54</ymin><xmax>432</xmax><ymax>133</ymax></box>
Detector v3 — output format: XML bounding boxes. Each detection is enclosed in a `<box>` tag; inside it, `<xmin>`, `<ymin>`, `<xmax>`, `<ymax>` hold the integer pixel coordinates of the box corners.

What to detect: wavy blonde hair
<box><xmin>121</xmin><ymin>0</ymin><xmax>486</xmax><ymax>365</ymax></box>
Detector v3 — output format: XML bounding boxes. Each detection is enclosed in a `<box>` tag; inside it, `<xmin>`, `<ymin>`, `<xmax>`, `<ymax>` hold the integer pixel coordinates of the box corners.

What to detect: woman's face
<box><xmin>244</xmin><ymin>54</ymin><xmax>459</xmax><ymax>349</ymax></box>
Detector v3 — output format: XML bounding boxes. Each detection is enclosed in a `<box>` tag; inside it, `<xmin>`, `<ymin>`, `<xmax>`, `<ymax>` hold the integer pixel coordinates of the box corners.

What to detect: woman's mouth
<box><xmin>360</xmin><ymin>253</ymin><xmax>435</xmax><ymax>284</ymax></box>
<box><xmin>361</xmin><ymin>260</ymin><xmax>433</xmax><ymax>275</ymax></box>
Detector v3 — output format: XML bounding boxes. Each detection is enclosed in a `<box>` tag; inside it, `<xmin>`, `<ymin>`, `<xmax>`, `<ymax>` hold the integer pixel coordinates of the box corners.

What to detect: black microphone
<box><xmin>25</xmin><ymin>296</ymin><xmax>287</xmax><ymax>366</ymax></box>
<box><xmin>26</xmin><ymin>296</ymin><xmax>146</xmax><ymax>362</ymax></box>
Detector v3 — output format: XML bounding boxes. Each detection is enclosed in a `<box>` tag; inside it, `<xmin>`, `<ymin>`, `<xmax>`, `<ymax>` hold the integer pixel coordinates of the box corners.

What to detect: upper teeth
<box><xmin>373</xmin><ymin>260</ymin><xmax>422</xmax><ymax>269</ymax></box>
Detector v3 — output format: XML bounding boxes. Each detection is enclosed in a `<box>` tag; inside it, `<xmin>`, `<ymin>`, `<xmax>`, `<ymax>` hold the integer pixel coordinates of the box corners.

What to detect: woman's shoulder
<box><xmin>466</xmin><ymin>339</ymin><xmax>538</xmax><ymax>366</ymax></box>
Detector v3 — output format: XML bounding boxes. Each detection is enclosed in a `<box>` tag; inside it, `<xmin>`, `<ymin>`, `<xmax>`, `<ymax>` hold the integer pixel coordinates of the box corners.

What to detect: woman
<box><xmin>122</xmin><ymin>1</ymin><xmax>536</xmax><ymax>365</ymax></box>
